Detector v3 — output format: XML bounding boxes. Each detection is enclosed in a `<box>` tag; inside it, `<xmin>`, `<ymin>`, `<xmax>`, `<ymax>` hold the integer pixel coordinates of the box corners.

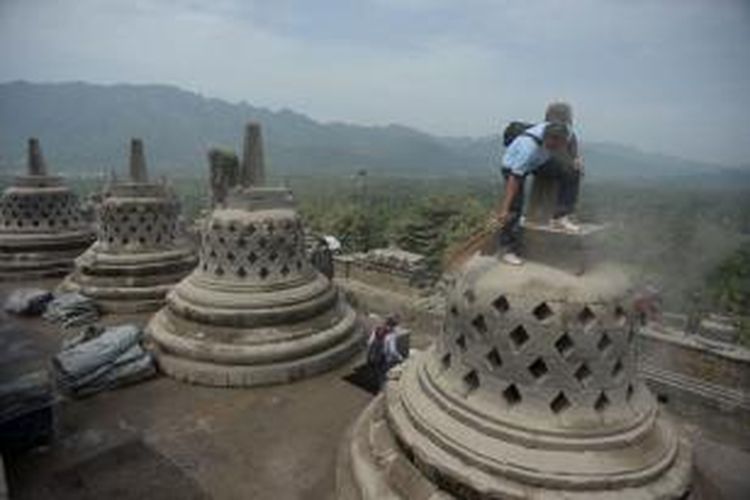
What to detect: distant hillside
<box><xmin>0</xmin><ymin>81</ymin><xmax>742</xmax><ymax>182</ymax></box>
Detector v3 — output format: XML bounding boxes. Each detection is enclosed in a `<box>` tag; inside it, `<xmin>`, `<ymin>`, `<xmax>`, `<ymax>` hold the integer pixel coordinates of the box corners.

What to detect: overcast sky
<box><xmin>1</xmin><ymin>0</ymin><xmax>749</xmax><ymax>165</ymax></box>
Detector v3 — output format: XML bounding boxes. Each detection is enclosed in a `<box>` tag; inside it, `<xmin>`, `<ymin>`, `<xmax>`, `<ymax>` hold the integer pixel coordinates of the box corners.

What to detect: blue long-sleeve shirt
<box><xmin>501</xmin><ymin>122</ymin><xmax>549</xmax><ymax>177</ymax></box>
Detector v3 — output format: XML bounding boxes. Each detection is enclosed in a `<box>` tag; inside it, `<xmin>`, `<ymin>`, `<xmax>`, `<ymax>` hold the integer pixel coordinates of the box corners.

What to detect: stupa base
<box><xmin>0</xmin><ymin>231</ymin><xmax>93</xmax><ymax>281</ymax></box>
<box><xmin>148</xmin><ymin>303</ymin><xmax>363</xmax><ymax>387</ymax></box>
<box><xmin>60</xmin><ymin>247</ymin><xmax>197</xmax><ymax>313</ymax></box>
<box><xmin>337</xmin><ymin>355</ymin><xmax>695</xmax><ymax>500</ymax></box>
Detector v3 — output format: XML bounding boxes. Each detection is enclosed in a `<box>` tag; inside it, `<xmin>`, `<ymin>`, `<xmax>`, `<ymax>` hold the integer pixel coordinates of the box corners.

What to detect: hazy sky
<box><xmin>1</xmin><ymin>0</ymin><xmax>749</xmax><ymax>165</ymax></box>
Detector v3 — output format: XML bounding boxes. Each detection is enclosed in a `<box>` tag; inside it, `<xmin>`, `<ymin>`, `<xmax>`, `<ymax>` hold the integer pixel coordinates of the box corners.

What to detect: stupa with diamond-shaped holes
<box><xmin>147</xmin><ymin>123</ymin><xmax>362</xmax><ymax>387</ymax></box>
<box><xmin>337</xmin><ymin>203</ymin><xmax>693</xmax><ymax>498</ymax></box>
<box><xmin>60</xmin><ymin>139</ymin><xmax>196</xmax><ymax>312</ymax></box>
<box><xmin>0</xmin><ymin>138</ymin><xmax>94</xmax><ymax>280</ymax></box>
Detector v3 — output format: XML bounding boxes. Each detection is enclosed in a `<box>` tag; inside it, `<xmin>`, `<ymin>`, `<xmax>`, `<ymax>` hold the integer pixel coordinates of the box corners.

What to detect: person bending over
<box><xmin>496</xmin><ymin>121</ymin><xmax>573</xmax><ymax>266</ymax></box>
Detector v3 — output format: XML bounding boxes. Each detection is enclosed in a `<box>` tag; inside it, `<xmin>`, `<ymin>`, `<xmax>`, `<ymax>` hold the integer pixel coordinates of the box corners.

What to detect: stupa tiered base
<box><xmin>0</xmin><ymin>227</ymin><xmax>94</xmax><ymax>280</ymax></box>
<box><xmin>0</xmin><ymin>140</ymin><xmax>94</xmax><ymax>280</ymax></box>
<box><xmin>337</xmin><ymin>258</ymin><xmax>693</xmax><ymax>499</ymax></box>
<box><xmin>61</xmin><ymin>245</ymin><xmax>196</xmax><ymax>313</ymax></box>
<box><xmin>149</xmin><ymin>273</ymin><xmax>361</xmax><ymax>387</ymax></box>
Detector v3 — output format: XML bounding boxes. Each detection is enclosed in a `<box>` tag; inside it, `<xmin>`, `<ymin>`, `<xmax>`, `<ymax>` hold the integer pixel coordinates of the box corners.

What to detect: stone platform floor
<box><xmin>1</xmin><ymin>279</ymin><xmax>749</xmax><ymax>500</ymax></box>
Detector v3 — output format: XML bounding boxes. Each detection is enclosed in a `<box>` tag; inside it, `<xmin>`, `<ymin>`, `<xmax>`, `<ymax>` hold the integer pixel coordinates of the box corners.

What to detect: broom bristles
<box><xmin>444</xmin><ymin>224</ymin><xmax>499</xmax><ymax>270</ymax></box>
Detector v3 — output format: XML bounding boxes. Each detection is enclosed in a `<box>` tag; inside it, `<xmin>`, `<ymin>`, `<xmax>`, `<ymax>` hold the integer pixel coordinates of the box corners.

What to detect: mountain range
<box><xmin>0</xmin><ymin>81</ymin><xmax>746</xmax><ymax>183</ymax></box>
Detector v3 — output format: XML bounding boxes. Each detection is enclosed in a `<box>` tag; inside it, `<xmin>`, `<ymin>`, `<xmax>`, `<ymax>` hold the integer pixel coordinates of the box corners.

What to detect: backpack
<box><xmin>367</xmin><ymin>327</ymin><xmax>387</xmax><ymax>367</ymax></box>
<box><xmin>502</xmin><ymin>121</ymin><xmax>541</xmax><ymax>147</ymax></box>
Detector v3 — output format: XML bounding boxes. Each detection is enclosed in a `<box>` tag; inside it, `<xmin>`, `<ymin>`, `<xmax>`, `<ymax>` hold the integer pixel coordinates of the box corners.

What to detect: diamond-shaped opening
<box><xmin>578</xmin><ymin>306</ymin><xmax>596</xmax><ymax>325</ymax></box>
<box><xmin>463</xmin><ymin>289</ymin><xmax>476</xmax><ymax>304</ymax></box>
<box><xmin>471</xmin><ymin>314</ymin><xmax>488</xmax><ymax>335</ymax></box>
<box><xmin>259</xmin><ymin>267</ymin><xmax>269</xmax><ymax>279</ymax></box>
<box><xmin>509</xmin><ymin>325</ymin><xmax>530</xmax><ymax>348</ymax></box>
<box><xmin>269</xmin><ymin>251</ymin><xmax>278</xmax><ymax>262</ymax></box>
<box><xmin>532</xmin><ymin>302</ymin><xmax>554</xmax><ymax>321</ymax></box>
<box><xmin>280</xmin><ymin>265</ymin><xmax>290</xmax><ymax>276</ymax></box>
<box><xmin>215</xmin><ymin>266</ymin><xmax>224</xmax><ymax>277</ymax></box>
<box><xmin>238</xmin><ymin>237</ymin><xmax>247</xmax><ymax>248</ymax></box>
<box><xmin>598</xmin><ymin>332</ymin><xmax>613</xmax><ymax>352</ymax></box>
<box><xmin>258</xmin><ymin>237</ymin><xmax>267</xmax><ymax>248</ymax></box>
<box><xmin>462</xmin><ymin>370</ymin><xmax>480</xmax><ymax>393</ymax></box>
<box><xmin>554</xmin><ymin>333</ymin><xmax>574</xmax><ymax>357</ymax></box>
<box><xmin>502</xmin><ymin>384</ymin><xmax>522</xmax><ymax>406</ymax></box>
<box><xmin>455</xmin><ymin>334</ymin><xmax>467</xmax><ymax>352</ymax></box>
<box><xmin>248</xmin><ymin>252</ymin><xmax>258</xmax><ymax>265</ymax></box>
<box><xmin>594</xmin><ymin>391</ymin><xmax>611</xmax><ymax>412</ymax></box>
<box><xmin>441</xmin><ymin>352</ymin><xmax>451</xmax><ymax>370</ymax></box>
<box><xmin>574</xmin><ymin>363</ymin><xmax>592</xmax><ymax>384</ymax></box>
<box><xmin>626</xmin><ymin>384</ymin><xmax>635</xmax><ymax>401</ymax></box>
<box><xmin>486</xmin><ymin>348</ymin><xmax>503</xmax><ymax>369</ymax></box>
<box><xmin>492</xmin><ymin>295</ymin><xmax>509</xmax><ymax>313</ymax></box>
<box><xmin>449</xmin><ymin>305</ymin><xmax>459</xmax><ymax>317</ymax></box>
<box><xmin>227</xmin><ymin>251</ymin><xmax>235</xmax><ymax>262</ymax></box>
<box><xmin>550</xmin><ymin>391</ymin><xmax>571</xmax><ymax>414</ymax></box>
<box><xmin>237</xmin><ymin>266</ymin><xmax>247</xmax><ymax>278</ymax></box>
<box><xmin>611</xmin><ymin>359</ymin><xmax>624</xmax><ymax>379</ymax></box>
<box><xmin>228</xmin><ymin>224</ymin><xmax>236</xmax><ymax>232</ymax></box>
<box><xmin>246</xmin><ymin>224</ymin><xmax>256</xmax><ymax>234</ymax></box>
<box><xmin>528</xmin><ymin>357</ymin><xmax>549</xmax><ymax>379</ymax></box>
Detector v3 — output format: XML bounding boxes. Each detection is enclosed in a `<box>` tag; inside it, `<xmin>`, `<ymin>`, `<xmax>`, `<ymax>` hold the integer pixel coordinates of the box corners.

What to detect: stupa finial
<box><xmin>240</xmin><ymin>122</ymin><xmax>265</xmax><ymax>187</ymax></box>
<box><xmin>129</xmin><ymin>138</ymin><xmax>148</xmax><ymax>183</ymax></box>
<box><xmin>27</xmin><ymin>138</ymin><xmax>47</xmax><ymax>176</ymax></box>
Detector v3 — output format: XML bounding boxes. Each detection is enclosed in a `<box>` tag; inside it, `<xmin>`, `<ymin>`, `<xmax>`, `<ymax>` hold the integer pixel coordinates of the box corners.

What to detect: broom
<box><xmin>444</xmin><ymin>218</ymin><xmax>504</xmax><ymax>271</ymax></box>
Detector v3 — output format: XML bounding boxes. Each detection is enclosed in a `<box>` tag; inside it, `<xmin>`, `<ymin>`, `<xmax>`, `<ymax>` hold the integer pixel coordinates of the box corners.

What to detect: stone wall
<box><xmin>638</xmin><ymin>323</ymin><xmax>750</xmax><ymax>441</ymax></box>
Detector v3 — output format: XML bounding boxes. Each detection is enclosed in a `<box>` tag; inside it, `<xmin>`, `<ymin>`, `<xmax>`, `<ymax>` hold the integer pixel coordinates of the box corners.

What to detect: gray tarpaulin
<box><xmin>43</xmin><ymin>293</ymin><xmax>100</xmax><ymax>328</ymax></box>
<box><xmin>52</xmin><ymin>324</ymin><xmax>156</xmax><ymax>397</ymax></box>
<box><xmin>3</xmin><ymin>288</ymin><xmax>53</xmax><ymax>316</ymax></box>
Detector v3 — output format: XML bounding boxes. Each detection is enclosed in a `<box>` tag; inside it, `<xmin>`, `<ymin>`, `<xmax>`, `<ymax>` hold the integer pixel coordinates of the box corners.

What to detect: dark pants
<box><xmin>499</xmin><ymin>161</ymin><xmax>580</xmax><ymax>253</ymax></box>
<box><xmin>552</xmin><ymin>162</ymin><xmax>580</xmax><ymax>218</ymax></box>
<box><xmin>499</xmin><ymin>173</ymin><xmax>526</xmax><ymax>254</ymax></box>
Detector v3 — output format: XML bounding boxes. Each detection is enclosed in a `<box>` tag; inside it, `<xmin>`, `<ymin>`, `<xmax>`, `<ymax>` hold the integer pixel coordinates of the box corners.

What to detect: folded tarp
<box><xmin>52</xmin><ymin>324</ymin><xmax>156</xmax><ymax>398</ymax></box>
<box><xmin>3</xmin><ymin>288</ymin><xmax>53</xmax><ymax>316</ymax></box>
<box><xmin>43</xmin><ymin>293</ymin><xmax>100</xmax><ymax>329</ymax></box>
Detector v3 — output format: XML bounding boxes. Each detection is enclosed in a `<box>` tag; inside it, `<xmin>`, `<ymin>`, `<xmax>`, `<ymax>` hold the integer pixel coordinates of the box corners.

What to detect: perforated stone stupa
<box><xmin>60</xmin><ymin>139</ymin><xmax>196</xmax><ymax>312</ymax></box>
<box><xmin>0</xmin><ymin>138</ymin><xmax>93</xmax><ymax>280</ymax></box>
<box><xmin>147</xmin><ymin>123</ymin><xmax>362</xmax><ymax>387</ymax></box>
<box><xmin>338</xmin><ymin>231</ymin><xmax>693</xmax><ymax>497</ymax></box>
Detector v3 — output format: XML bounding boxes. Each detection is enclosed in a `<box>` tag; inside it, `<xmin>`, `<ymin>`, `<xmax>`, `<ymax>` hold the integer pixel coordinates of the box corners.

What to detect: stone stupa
<box><xmin>60</xmin><ymin>139</ymin><xmax>197</xmax><ymax>312</ymax></box>
<box><xmin>0</xmin><ymin>139</ymin><xmax>93</xmax><ymax>280</ymax></box>
<box><xmin>337</xmin><ymin>195</ymin><xmax>693</xmax><ymax>498</ymax></box>
<box><xmin>147</xmin><ymin>123</ymin><xmax>362</xmax><ymax>387</ymax></box>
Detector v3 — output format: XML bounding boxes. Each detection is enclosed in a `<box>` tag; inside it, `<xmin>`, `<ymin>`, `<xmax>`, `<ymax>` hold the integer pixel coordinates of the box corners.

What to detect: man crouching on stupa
<box><xmin>495</xmin><ymin>118</ymin><xmax>578</xmax><ymax>266</ymax></box>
